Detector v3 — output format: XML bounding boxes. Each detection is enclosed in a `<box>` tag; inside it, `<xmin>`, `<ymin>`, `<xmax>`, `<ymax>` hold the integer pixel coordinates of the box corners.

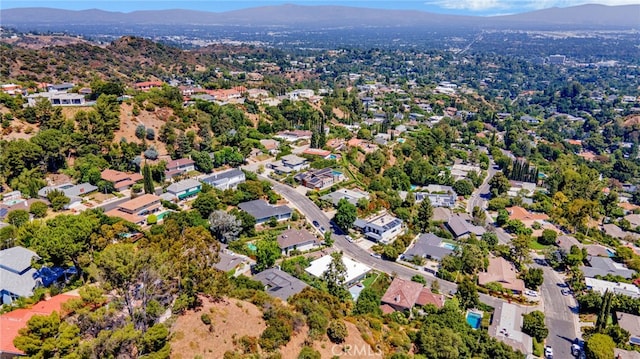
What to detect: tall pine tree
<box><xmin>142</xmin><ymin>164</ymin><xmax>154</xmax><ymax>194</ymax></box>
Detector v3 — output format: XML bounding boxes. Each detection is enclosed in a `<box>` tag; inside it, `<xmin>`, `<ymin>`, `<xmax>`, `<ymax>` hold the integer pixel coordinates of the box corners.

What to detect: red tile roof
<box><xmin>381</xmin><ymin>278</ymin><xmax>424</xmax><ymax>311</ymax></box>
<box><xmin>506</xmin><ymin>206</ymin><xmax>549</xmax><ymax>222</ymax></box>
<box><xmin>0</xmin><ymin>293</ymin><xmax>80</xmax><ymax>355</ymax></box>
<box><xmin>416</xmin><ymin>287</ymin><xmax>445</xmax><ymax>308</ymax></box>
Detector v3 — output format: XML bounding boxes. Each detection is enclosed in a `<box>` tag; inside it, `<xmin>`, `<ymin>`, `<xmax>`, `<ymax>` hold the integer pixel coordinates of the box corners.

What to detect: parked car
<box><xmin>544</xmin><ymin>345</ymin><xmax>553</xmax><ymax>359</ymax></box>
<box><xmin>524</xmin><ymin>289</ymin><xmax>538</xmax><ymax>297</ymax></box>
<box><xmin>561</xmin><ymin>288</ymin><xmax>572</xmax><ymax>296</ymax></box>
<box><xmin>320</xmin><ymin>226</ymin><xmax>326</xmax><ymax>233</ymax></box>
<box><xmin>571</xmin><ymin>343</ymin><xmax>580</xmax><ymax>356</ymax></box>
<box><xmin>371</xmin><ymin>253</ymin><xmax>381</xmax><ymax>259</ymax></box>
<box><xmin>312</xmin><ymin>220</ymin><xmax>320</xmax><ymax>228</ymax></box>
<box><xmin>345</xmin><ymin>235</ymin><xmax>354</xmax><ymax>242</ymax></box>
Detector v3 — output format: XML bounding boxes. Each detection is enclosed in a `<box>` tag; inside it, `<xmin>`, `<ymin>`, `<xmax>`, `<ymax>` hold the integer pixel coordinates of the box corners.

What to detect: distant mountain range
<box><xmin>1</xmin><ymin>4</ymin><xmax>639</xmax><ymax>30</ymax></box>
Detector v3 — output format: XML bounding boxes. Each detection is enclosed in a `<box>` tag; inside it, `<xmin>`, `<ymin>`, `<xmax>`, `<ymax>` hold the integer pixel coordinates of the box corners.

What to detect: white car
<box><xmin>345</xmin><ymin>235</ymin><xmax>353</xmax><ymax>243</ymax></box>
<box><xmin>545</xmin><ymin>345</ymin><xmax>553</xmax><ymax>359</ymax></box>
<box><xmin>524</xmin><ymin>290</ymin><xmax>538</xmax><ymax>297</ymax></box>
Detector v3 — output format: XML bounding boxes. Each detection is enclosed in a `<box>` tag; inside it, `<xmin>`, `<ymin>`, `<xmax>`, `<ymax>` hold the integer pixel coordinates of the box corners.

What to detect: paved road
<box><xmin>264</xmin><ymin>176</ymin><xmax>507</xmax><ymax>309</ymax></box>
<box><xmin>533</xmin><ymin>259</ymin><xmax>579</xmax><ymax>359</ymax></box>
<box><xmin>466</xmin><ymin>161</ymin><xmax>497</xmax><ymax>214</ymax></box>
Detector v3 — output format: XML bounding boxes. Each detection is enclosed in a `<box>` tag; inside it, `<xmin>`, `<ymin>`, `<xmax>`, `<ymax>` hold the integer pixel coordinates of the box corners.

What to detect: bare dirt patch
<box><xmin>170</xmin><ymin>297</ymin><xmax>267</xmax><ymax>359</ymax></box>
<box><xmin>114</xmin><ymin>103</ymin><xmax>171</xmax><ymax>156</ymax></box>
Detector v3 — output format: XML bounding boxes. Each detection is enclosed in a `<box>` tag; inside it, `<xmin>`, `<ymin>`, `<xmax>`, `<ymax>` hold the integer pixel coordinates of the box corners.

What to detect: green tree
<box><xmin>585</xmin><ymin>333</ymin><xmax>615</xmax><ymax>359</ymax></box>
<box><xmin>324</xmin><ymin>252</ymin><xmax>347</xmax><ymax>298</ymax></box>
<box><xmin>192</xmin><ymin>191</ymin><xmax>219</xmax><ymax>218</ymax></box>
<box><xmin>538</xmin><ymin>229</ymin><xmax>557</xmax><ymax>245</ymax></box>
<box><xmin>13</xmin><ymin>312</ymin><xmax>80</xmax><ymax>358</ymax></box>
<box><xmin>411</xmin><ymin>274</ymin><xmax>427</xmax><ymax>285</ymax></box>
<box><xmin>298</xmin><ymin>346</ymin><xmax>321</xmax><ymax>359</ymax></box>
<box><xmin>208</xmin><ymin>210</ymin><xmax>241</xmax><ymax>243</ymax></box>
<box><xmin>415</xmin><ymin>199</ymin><xmax>433</xmax><ymax>233</ymax></box>
<box><xmin>7</xmin><ymin>209</ymin><xmax>29</xmax><ymax>228</ymax></box>
<box><xmin>46</xmin><ymin>189</ymin><xmax>70</xmax><ymax>211</ymax></box>
<box><xmin>456</xmin><ymin>277</ymin><xmax>479</xmax><ymax>310</ymax></box>
<box><xmin>142</xmin><ymin>164</ymin><xmax>154</xmax><ymax>194</ymax></box>
<box><xmin>29</xmin><ymin>201</ymin><xmax>48</xmax><ymax>219</ymax></box>
<box><xmin>255</xmin><ymin>238</ymin><xmax>281</xmax><ymax>271</ymax></box>
<box><xmin>521</xmin><ymin>311</ymin><xmax>548</xmax><ymax>341</ymax></box>
<box><xmin>326</xmin><ymin>319</ymin><xmax>348</xmax><ymax>344</ymax></box>
<box><xmin>489</xmin><ymin>172</ymin><xmax>510</xmax><ymax>197</ymax></box>
<box><xmin>334</xmin><ymin>198</ymin><xmax>357</xmax><ymax>231</ymax></box>
<box><xmin>511</xmin><ymin>234</ymin><xmax>531</xmax><ymax>265</ymax></box>
<box><xmin>453</xmin><ymin>179</ymin><xmax>474</xmax><ymax>196</ymax></box>
<box><xmin>521</xmin><ymin>268</ymin><xmax>544</xmax><ymax>290</ymax></box>
<box><xmin>481</xmin><ymin>232</ymin><xmax>498</xmax><ymax>247</ymax></box>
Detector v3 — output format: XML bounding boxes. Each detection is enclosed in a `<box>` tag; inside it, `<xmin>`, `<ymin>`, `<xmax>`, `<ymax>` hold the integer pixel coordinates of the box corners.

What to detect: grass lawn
<box><xmin>529</xmin><ymin>238</ymin><xmax>551</xmax><ymax>250</ymax></box>
<box><xmin>362</xmin><ymin>272</ymin><xmax>380</xmax><ymax>288</ymax></box>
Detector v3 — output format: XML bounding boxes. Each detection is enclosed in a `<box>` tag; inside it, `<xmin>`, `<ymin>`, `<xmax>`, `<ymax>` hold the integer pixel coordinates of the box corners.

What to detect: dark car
<box><xmin>312</xmin><ymin>220</ymin><xmax>320</xmax><ymax>228</ymax></box>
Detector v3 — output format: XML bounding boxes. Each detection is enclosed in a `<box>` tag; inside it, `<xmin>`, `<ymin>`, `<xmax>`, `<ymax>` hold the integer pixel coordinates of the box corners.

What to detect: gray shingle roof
<box><xmin>238</xmin><ymin>200</ymin><xmax>291</xmax><ymax>220</ymax></box>
<box><xmin>580</xmin><ymin>257</ymin><xmax>635</xmax><ymax>279</ymax></box>
<box><xmin>201</xmin><ymin>169</ymin><xmax>245</xmax><ymax>187</ymax></box>
<box><xmin>166</xmin><ymin>178</ymin><xmax>201</xmax><ymax>194</ymax></box>
<box><xmin>0</xmin><ymin>246</ymin><xmax>41</xmax><ymax>298</ymax></box>
<box><xmin>404</xmin><ymin>233</ymin><xmax>454</xmax><ymax>261</ymax></box>
<box><xmin>253</xmin><ymin>268</ymin><xmax>308</xmax><ymax>301</ymax></box>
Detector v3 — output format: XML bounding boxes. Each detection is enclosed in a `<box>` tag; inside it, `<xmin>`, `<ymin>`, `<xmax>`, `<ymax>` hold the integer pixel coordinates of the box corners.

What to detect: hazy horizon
<box><xmin>2</xmin><ymin>0</ymin><xmax>639</xmax><ymax>17</ymax></box>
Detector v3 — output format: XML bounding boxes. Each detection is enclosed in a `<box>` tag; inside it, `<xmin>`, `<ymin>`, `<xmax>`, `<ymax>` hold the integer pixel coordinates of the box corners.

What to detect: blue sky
<box><xmin>1</xmin><ymin>0</ymin><xmax>638</xmax><ymax>16</ymax></box>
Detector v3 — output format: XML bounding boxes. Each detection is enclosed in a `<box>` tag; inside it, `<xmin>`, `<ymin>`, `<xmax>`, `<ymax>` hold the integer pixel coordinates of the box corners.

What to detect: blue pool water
<box><xmin>247</xmin><ymin>243</ymin><xmax>257</xmax><ymax>251</ymax></box>
<box><xmin>156</xmin><ymin>210</ymin><xmax>172</xmax><ymax>220</ymax></box>
<box><xmin>332</xmin><ymin>170</ymin><xmax>343</xmax><ymax>176</ymax></box>
<box><xmin>466</xmin><ymin>312</ymin><xmax>482</xmax><ymax>329</ymax></box>
<box><xmin>328</xmin><ymin>154</ymin><xmax>337</xmax><ymax>160</ymax></box>
<box><xmin>410</xmin><ymin>185</ymin><xmax>418</xmax><ymax>190</ymax></box>
<box><xmin>3</xmin><ymin>199</ymin><xmax>25</xmax><ymax>206</ymax></box>
<box><xmin>606</xmin><ymin>249</ymin><xmax>616</xmax><ymax>257</ymax></box>
<box><xmin>442</xmin><ymin>243</ymin><xmax>457</xmax><ymax>251</ymax></box>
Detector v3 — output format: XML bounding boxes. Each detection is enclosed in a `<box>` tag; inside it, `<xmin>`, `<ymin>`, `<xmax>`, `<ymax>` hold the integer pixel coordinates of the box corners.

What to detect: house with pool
<box><xmin>294</xmin><ymin>167</ymin><xmax>345</xmax><ymax>190</ymax></box>
<box><xmin>403</xmin><ymin>233</ymin><xmax>455</xmax><ymax>262</ymax></box>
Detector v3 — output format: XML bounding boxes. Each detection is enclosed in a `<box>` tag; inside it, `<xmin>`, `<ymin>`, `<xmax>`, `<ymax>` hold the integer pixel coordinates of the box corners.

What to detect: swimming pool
<box><xmin>247</xmin><ymin>243</ymin><xmax>257</xmax><ymax>251</ymax></box>
<box><xmin>442</xmin><ymin>242</ymin><xmax>457</xmax><ymax>251</ymax></box>
<box><xmin>3</xmin><ymin>199</ymin><xmax>25</xmax><ymax>206</ymax></box>
<box><xmin>466</xmin><ymin>311</ymin><xmax>482</xmax><ymax>329</ymax></box>
<box><xmin>156</xmin><ymin>210</ymin><xmax>172</xmax><ymax>221</ymax></box>
<box><xmin>328</xmin><ymin>154</ymin><xmax>337</xmax><ymax>160</ymax></box>
<box><xmin>332</xmin><ymin>170</ymin><xmax>343</xmax><ymax>176</ymax></box>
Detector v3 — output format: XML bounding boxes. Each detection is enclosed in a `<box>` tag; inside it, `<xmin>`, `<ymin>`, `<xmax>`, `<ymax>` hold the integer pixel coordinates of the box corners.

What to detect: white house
<box><xmin>166</xmin><ymin>178</ymin><xmax>202</xmax><ymax>201</ymax></box>
<box><xmin>201</xmin><ymin>169</ymin><xmax>246</xmax><ymax>190</ymax></box>
<box><xmin>26</xmin><ymin>92</ymin><xmax>86</xmax><ymax>106</ymax></box>
<box><xmin>305</xmin><ymin>254</ymin><xmax>371</xmax><ymax>286</ymax></box>
<box><xmin>353</xmin><ymin>213</ymin><xmax>403</xmax><ymax>244</ymax></box>
<box><xmin>269</xmin><ymin>154</ymin><xmax>309</xmax><ymax>174</ymax></box>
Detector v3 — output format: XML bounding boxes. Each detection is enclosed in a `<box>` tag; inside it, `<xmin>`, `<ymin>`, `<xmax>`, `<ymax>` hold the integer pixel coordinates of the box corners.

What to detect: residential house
<box><xmin>0</xmin><ymin>293</ymin><xmax>81</xmax><ymax>357</ymax></box>
<box><xmin>238</xmin><ymin>199</ymin><xmax>292</xmax><ymax>224</ymax></box>
<box><xmin>450</xmin><ymin>164</ymin><xmax>481</xmax><ymax>181</ymax></box>
<box><xmin>214</xmin><ymin>250</ymin><xmax>253</xmax><ymax>277</ymax></box>
<box><xmin>105</xmin><ymin>194</ymin><xmax>161</xmax><ymax>225</ymax></box>
<box><xmin>432</xmin><ymin>207</ymin><xmax>452</xmax><ymax>222</ymax></box>
<box><xmin>164</xmin><ymin>158</ymin><xmax>195</xmax><ymax>179</ymax></box>
<box><xmin>201</xmin><ymin>169</ymin><xmax>246</xmax><ymax>190</ymax></box>
<box><xmin>274</xmin><ymin>130</ymin><xmax>313</xmax><ymax>142</ymax></box>
<box><xmin>353</xmin><ymin>213</ymin><xmax>403</xmax><ymax>244</ymax></box>
<box><xmin>26</xmin><ymin>92</ymin><xmax>86</xmax><ymax>106</ymax></box>
<box><xmin>253</xmin><ymin>268</ymin><xmax>308</xmax><ymax>302</ymax></box>
<box><xmin>380</xmin><ymin>278</ymin><xmax>445</xmax><ymax>314</ymax></box>
<box><xmin>603</xmin><ymin>223</ymin><xmax>640</xmax><ymax>241</ymax></box>
<box><xmin>580</xmin><ymin>257</ymin><xmax>635</xmax><ymax>279</ymax></box>
<box><xmin>507</xmin><ymin>181</ymin><xmax>537</xmax><ymax>198</ymax></box>
<box><xmin>277</xmin><ymin>228</ymin><xmax>320</xmax><ymax>255</ymax></box>
<box><xmin>413</xmin><ymin>192</ymin><xmax>457</xmax><ymax>207</ymax></box>
<box><xmin>488</xmin><ymin>302</ymin><xmax>533</xmax><ymax>355</ymax></box>
<box><xmin>320</xmin><ymin>188</ymin><xmax>370</xmax><ymax>207</ymax></box>
<box><xmin>305</xmin><ymin>254</ymin><xmax>371</xmax><ymax>286</ymax></box>
<box><xmin>506</xmin><ymin>206</ymin><xmax>549</xmax><ymax>228</ymax></box>
<box><xmin>134</xmin><ymin>81</ymin><xmax>164</xmax><ymax>92</ymax></box>
<box><xmin>0</xmin><ymin>246</ymin><xmax>41</xmax><ymax>305</ymax></box>
<box><xmin>302</xmin><ymin>148</ymin><xmax>332</xmax><ymax>159</ymax></box>
<box><xmin>47</xmin><ymin>83</ymin><xmax>75</xmax><ymax>92</ymax></box>
<box><xmin>446</xmin><ymin>215</ymin><xmax>486</xmax><ymax>239</ymax></box>
<box><xmin>624</xmin><ymin>213</ymin><xmax>640</xmax><ymax>229</ymax></box>
<box><xmin>585</xmin><ymin>278</ymin><xmax>640</xmax><ymax>298</ymax></box>
<box><xmin>37</xmin><ymin>182</ymin><xmax>97</xmax><ymax>209</ymax></box>
<box><xmin>100</xmin><ymin>169</ymin><xmax>143</xmax><ymax>192</ymax></box>
<box><xmin>294</xmin><ymin>168</ymin><xmax>344</xmax><ymax>190</ymax></box>
<box><xmin>403</xmin><ymin>233</ymin><xmax>455</xmax><ymax>262</ymax></box>
<box><xmin>478</xmin><ymin>256</ymin><xmax>525</xmax><ymax>294</ymax></box>
<box><xmin>269</xmin><ymin>154</ymin><xmax>309</xmax><ymax>174</ymax></box>
<box><xmin>166</xmin><ymin>178</ymin><xmax>202</xmax><ymax>201</ymax></box>
<box><xmin>1</xmin><ymin>83</ymin><xmax>22</xmax><ymax>96</ymax></box>
<box><xmin>616</xmin><ymin>312</ymin><xmax>640</xmax><ymax>346</ymax></box>
<box><xmin>259</xmin><ymin>139</ymin><xmax>279</xmax><ymax>155</ymax></box>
